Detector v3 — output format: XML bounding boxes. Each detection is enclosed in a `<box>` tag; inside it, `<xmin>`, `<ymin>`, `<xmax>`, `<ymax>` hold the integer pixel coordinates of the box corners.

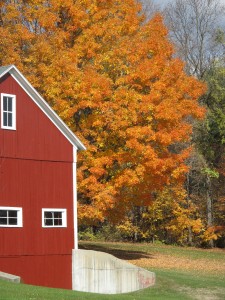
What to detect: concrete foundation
<box><xmin>72</xmin><ymin>249</ymin><xmax>155</xmax><ymax>294</ymax></box>
<box><xmin>0</xmin><ymin>271</ymin><xmax>21</xmax><ymax>283</ymax></box>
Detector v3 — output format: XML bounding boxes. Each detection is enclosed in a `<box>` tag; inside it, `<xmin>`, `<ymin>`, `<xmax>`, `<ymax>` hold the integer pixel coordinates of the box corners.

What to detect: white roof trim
<box><xmin>0</xmin><ymin>65</ymin><xmax>86</xmax><ymax>150</ymax></box>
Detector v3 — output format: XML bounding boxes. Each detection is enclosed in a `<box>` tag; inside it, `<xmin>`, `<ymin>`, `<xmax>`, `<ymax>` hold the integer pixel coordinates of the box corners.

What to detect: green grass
<box><xmin>1</xmin><ymin>269</ymin><xmax>224</xmax><ymax>300</ymax></box>
<box><xmin>1</xmin><ymin>241</ymin><xmax>225</xmax><ymax>300</ymax></box>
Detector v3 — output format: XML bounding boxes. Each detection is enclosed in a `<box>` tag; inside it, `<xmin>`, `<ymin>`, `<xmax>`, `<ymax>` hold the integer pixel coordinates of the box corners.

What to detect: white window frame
<box><xmin>0</xmin><ymin>207</ymin><xmax>23</xmax><ymax>227</ymax></box>
<box><xmin>1</xmin><ymin>93</ymin><xmax>16</xmax><ymax>130</ymax></box>
<box><xmin>42</xmin><ymin>208</ymin><xmax>67</xmax><ymax>228</ymax></box>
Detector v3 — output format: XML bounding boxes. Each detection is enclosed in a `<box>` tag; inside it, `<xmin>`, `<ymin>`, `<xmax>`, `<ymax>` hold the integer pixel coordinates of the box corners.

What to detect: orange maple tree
<box><xmin>0</xmin><ymin>0</ymin><xmax>206</xmax><ymax>224</ymax></box>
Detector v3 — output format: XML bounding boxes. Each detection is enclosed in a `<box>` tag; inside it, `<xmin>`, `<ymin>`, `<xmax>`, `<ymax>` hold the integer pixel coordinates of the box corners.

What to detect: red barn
<box><xmin>0</xmin><ymin>65</ymin><xmax>86</xmax><ymax>289</ymax></box>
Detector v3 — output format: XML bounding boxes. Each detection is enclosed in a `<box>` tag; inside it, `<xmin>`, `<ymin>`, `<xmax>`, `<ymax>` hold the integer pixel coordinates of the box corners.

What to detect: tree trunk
<box><xmin>186</xmin><ymin>172</ymin><xmax>193</xmax><ymax>245</ymax></box>
<box><xmin>206</xmin><ymin>175</ymin><xmax>214</xmax><ymax>247</ymax></box>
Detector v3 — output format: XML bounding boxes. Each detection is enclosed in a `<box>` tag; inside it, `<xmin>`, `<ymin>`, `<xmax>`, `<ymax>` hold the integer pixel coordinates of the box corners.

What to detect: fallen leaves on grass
<box><xmin>128</xmin><ymin>252</ymin><xmax>225</xmax><ymax>274</ymax></box>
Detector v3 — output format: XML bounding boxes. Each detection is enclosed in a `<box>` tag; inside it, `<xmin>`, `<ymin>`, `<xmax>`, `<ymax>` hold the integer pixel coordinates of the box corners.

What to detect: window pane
<box><xmin>45</xmin><ymin>218</ymin><xmax>53</xmax><ymax>226</ymax></box>
<box><xmin>3</xmin><ymin>97</ymin><xmax>7</xmax><ymax>111</ymax></box>
<box><xmin>9</xmin><ymin>218</ymin><xmax>17</xmax><ymax>225</ymax></box>
<box><xmin>8</xmin><ymin>113</ymin><xmax>12</xmax><ymax>127</ymax></box>
<box><xmin>0</xmin><ymin>218</ymin><xmax>7</xmax><ymax>224</ymax></box>
<box><xmin>54</xmin><ymin>212</ymin><xmax>62</xmax><ymax>218</ymax></box>
<box><xmin>0</xmin><ymin>210</ymin><xmax>7</xmax><ymax>217</ymax></box>
<box><xmin>54</xmin><ymin>218</ymin><xmax>62</xmax><ymax>226</ymax></box>
<box><xmin>45</xmin><ymin>212</ymin><xmax>53</xmax><ymax>218</ymax></box>
<box><xmin>9</xmin><ymin>210</ymin><xmax>17</xmax><ymax>218</ymax></box>
<box><xmin>8</xmin><ymin>98</ymin><xmax>12</xmax><ymax>112</ymax></box>
<box><xmin>3</xmin><ymin>112</ymin><xmax>7</xmax><ymax>126</ymax></box>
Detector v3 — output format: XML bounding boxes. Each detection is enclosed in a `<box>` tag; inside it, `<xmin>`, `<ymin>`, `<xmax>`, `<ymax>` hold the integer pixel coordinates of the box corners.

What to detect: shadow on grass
<box><xmin>79</xmin><ymin>242</ymin><xmax>154</xmax><ymax>260</ymax></box>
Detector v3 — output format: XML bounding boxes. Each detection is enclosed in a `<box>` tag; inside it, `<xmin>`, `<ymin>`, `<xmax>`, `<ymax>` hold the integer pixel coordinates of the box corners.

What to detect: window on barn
<box><xmin>1</xmin><ymin>93</ymin><xmax>16</xmax><ymax>130</ymax></box>
<box><xmin>42</xmin><ymin>209</ymin><xmax>67</xmax><ymax>228</ymax></box>
<box><xmin>0</xmin><ymin>207</ymin><xmax>23</xmax><ymax>227</ymax></box>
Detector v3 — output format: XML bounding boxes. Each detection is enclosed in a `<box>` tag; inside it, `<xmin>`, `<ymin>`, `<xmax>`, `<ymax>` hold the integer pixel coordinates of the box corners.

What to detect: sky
<box><xmin>153</xmin><ymin>0</ymin><xmax>225</xmax><ymax>7</ymax></box>
<box><xmin>153</xmin><ymin>0</ymin><xmax>170</xmax><ymax>7</ymax></box>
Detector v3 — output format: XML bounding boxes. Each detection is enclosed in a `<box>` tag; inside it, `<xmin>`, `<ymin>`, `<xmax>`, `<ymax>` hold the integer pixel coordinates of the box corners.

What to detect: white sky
<box><xmin>153</xmin><ymin>0</ymin><xmax>171</xmax><ymax>7</ymax></box>
<box><xmin>153</xmin><ymin>0</ymin><xmax>225</xmax><ymax>7</ymax></box>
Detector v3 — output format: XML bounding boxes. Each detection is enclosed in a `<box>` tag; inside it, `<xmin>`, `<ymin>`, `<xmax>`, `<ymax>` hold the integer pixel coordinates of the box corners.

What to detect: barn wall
<box><xmin>0</xmin><ymin>158</ymin><xmax>74</xmax><ymax>256</ymax></box>
<box><xmin>0</xmin><ymin>73</ymin><xmax>76</xmax><ymax>289</ymax></box>
<box><xmin>0</xmin><ymin>254</ymin><xmax>72</xmax><ymax>289</ymax></box>
<box><xmin>0</xmin><ymin>74</ymin><xmax>73</xmax><ymax>162</ymax></box>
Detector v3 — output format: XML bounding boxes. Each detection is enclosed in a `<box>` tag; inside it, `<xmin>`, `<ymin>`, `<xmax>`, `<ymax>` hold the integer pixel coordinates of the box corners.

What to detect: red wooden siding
<box><xmin>0</xmin><ymin>255</ymin><xmax>72</xmax><ymax>289</ymax></box>
<box><xmin>0</xmin><ymin>74</ymin><xmax>73</xmax><ymax>162</ymax></box>
<box><xmin>0</xmin><ymin>73</ymin><xmax>76</xmax><ymax>289</ymax></box>
<box><xmin>0</xmin><ymin>158</ymin><xmax>74</xmax><ymax>256</ymax></box>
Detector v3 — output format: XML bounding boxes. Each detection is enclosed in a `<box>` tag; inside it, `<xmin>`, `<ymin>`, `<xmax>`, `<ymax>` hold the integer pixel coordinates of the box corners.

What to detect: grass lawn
<box><xmin>1</xmin><ymin>241</ymin><xmax>225</xmax><ymax>300</ymax></box>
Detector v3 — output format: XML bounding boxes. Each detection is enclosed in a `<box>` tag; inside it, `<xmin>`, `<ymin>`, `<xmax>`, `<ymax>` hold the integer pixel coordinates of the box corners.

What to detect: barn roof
<box><xmin>0</xmin><ymin>65</ymin><xmax>86</xmax><ymax>151</ymax></box>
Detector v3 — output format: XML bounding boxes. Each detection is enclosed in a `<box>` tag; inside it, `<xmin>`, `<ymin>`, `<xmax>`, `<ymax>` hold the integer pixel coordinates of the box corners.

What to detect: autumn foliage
<box><xmin>0</xmin><ymin>1</ymin><xmax>206</xmax><ymax>229</ymax></box>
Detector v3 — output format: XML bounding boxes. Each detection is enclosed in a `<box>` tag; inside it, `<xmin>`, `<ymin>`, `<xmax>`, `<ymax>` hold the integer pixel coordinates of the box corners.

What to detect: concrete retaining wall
<box><xmin>72</xmin><ymin>249</ymin><xmax>155</xmax><ymax>294</ymax></box>
<box><xmin>0</xmin><ymin>271</ymin><xmax>21</xmax><ymax>283</ymax></box>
